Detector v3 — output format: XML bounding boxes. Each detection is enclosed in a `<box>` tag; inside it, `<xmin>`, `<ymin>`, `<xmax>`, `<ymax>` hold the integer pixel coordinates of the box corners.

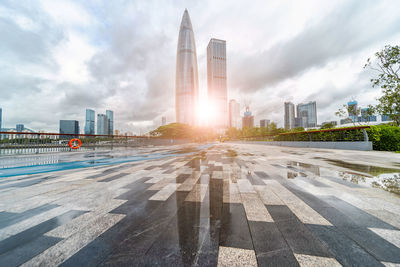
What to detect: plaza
<box><xmin>0</xmin><ymin>143</ymin><xmax>400</xmax><ymax>266</ymax></box>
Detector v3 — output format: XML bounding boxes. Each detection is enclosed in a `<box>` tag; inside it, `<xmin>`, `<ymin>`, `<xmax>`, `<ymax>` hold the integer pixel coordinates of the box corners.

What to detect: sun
<box><xmin>197</xmin><ymin>99</ymin><xmax>215</xmax><ymax>126</ymax></box>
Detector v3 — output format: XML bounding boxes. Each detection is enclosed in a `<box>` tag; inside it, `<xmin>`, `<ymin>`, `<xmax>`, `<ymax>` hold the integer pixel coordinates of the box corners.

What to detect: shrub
<box><xmin>367</xmin><ymin>125</ymin><xmax>400</xmax><ymax>151</ymax></box>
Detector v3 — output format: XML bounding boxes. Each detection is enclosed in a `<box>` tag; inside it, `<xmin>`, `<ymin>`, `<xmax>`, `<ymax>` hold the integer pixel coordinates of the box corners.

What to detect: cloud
<box><xmin>229</xmin><ymin>0</ymin><xmax>400</xmax><ymax>93</ymax></box>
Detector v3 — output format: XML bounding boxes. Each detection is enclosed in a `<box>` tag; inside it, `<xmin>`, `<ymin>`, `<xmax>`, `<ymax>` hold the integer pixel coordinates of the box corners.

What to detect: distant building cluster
<box><xmin>284</xmin><ymin>101</ymin><xmax>317</xmax><ymax>129</ymax></box>
<box><xmin>242</xmin><ymin>106</ymin><xmax>254</xmax><ymax>128</ymax></box>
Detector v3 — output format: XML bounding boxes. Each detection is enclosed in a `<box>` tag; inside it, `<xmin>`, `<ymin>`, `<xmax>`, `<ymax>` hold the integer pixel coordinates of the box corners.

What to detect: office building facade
<box><xmin>242</xmin><ymin>106</ymin><xmax>254</xmax><ymax>128</ymax></box>
<box><xmin>260</xmin><ymin>119</ymin><xmax>270</xmax><ymax>128</ymax></box>
<box><xmin>59</xmin><ymin>120</ymin><xmax>79</xmax><ymax>138</ymax></box>
<box><xmin>106</xmin><ymin>110</ymin><xmax>114</xmax><ymax>135</ymax></box>
<box><xmin>175</xmin><ymin>9</ymin><xmax>199</xmax><ymax>125</ymax></box>
<box><xmin>284</xmin><ymin>102</ymin><xmax>295</xmax><ymax>129</ymax></box>
<box><xmin>347</xmin><ymin>100</ymin><xmax>358</xmax><ymax>122</ymax></box>
<box><xmin>229</xmin><ymin>99</ymin><xmax>241</xmax><ymax>128</ymax></box>
<box><xmin>207</xmin><ymin>38</ymin><xmax>227</xmax><ymax>128</ymax></box>
<box><xmin>84</xmin><ymin>109</ymin><xmax>95</xmax><ymax>135</ymax></box>
<box><xmin>97</xmin><ymin>114</ymin><xmax>108</xmax><ymax>135</ymax></box>
<box><xmin>297</xmin><ymin>101</ymin><xmax>317</xmax><ymax>128</ymax></box>
<box><xmin>16</xmin><ymin>124</ymin><xmax>24</xmax><ymax>132</ymax></box>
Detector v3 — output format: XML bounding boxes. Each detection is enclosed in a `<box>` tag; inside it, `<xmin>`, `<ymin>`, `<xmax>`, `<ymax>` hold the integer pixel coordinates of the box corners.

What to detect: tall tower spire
<box><xmin>175</xmin><ymin>9</ymin><xmax>199</xmax><ymax>125</ymax></box>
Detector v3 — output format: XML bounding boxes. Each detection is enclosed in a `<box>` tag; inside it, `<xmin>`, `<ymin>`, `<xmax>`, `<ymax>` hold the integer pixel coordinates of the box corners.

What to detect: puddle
<box><xmin>314</xmin><ymin>157</ymin><xmax>400</xmax><ymax>176</ymax></box>
<box><xmin>287</xmin><ymin>161</ymin><xmax>320</xmax><ymax>176</ymax></box>
<box><xmin>226</xmin><ymin>149</ymin><xmax>237</xmax><ymax>158</ymax></box>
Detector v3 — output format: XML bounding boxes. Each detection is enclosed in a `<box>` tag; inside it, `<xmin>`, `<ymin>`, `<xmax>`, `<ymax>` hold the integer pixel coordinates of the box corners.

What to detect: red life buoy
<box><xmin>68</xmin><ymin>138</ymin><xmax>82</xmax><ymax>149</ymax></box>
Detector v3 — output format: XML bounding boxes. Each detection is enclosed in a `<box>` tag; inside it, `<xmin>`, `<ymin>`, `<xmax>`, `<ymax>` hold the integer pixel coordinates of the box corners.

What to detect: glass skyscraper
<box><xmin>297</xmin><ymin>101</ymin><xmax>317</xmax><ymax>128</ymax></box>
<box><xmin>97</xmin><ymin>114</ymin><xmax>108</xmax><ymax>135</ymax></box>
<box><xmin>175</xmin><ymin>9</ymin><xmax>199</xmax><ymax>125</ymax></box>
<box><xmin>284</xmin><ymin>102</ymin><xmax>295</xmax><ymax>129</ymax></box>
<box><xmin>106</xmin><ymin>110</ymin><xmax>114</xmax><ymax>135</ymax></box>
<box><xmin>207</xmin><ymin>38</ymin><xmax>227</xmax><ymax>128</ymax></box>
<box><xmin>84</xmin><ymin>109</ymin><xmax>95</xmax><ymax>135</ymax></box>
<box><xmin>229</xmin><ymin>99</ymin><xmax>241</xmax><ymax>128</ymax></box>
<box><xmin>59</xmin><ymin>120</ymin><xmax>79</xmax><ymax>138</ymax></box>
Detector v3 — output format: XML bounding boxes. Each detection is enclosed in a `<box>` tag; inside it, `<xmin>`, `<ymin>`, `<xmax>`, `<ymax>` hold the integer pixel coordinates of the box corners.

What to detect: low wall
<box><xmin>232</xmin><ymin>141</ymin><xmax>373</xmax><ymax>151</ymax></box>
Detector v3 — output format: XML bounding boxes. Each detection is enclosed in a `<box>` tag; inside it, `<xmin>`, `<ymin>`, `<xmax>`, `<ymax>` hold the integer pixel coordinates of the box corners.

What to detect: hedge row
<box><xmin>274</xmin><ymin>125</ymin><xmax>400</xmax><ymax>151</ymax></box>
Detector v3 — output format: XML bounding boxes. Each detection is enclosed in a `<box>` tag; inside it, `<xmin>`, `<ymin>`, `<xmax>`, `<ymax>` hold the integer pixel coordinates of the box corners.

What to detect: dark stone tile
<box><xmin>321</xmin><ymin>196</ymin><xmax>398</xmax><ymax>230</ymax></box>
<box><xmin>254</xmin><ymin>171</ymin><xmax>270</xmax><ymax>179</ymax></box>
<box><xmin>248</xmin><ymin>221</ymin><xmax>288</xmax><ymax>254</ymax></box>
<box><xmin>62</xmin><ymin>192</ymin><xmax>190</xmax><ymax>267</ymax></box>
<box><xmin>297</xmin><ymin>177</ymin><xmax>330</xmax><ymax>188</ymax></box>
<box><xmin>219</xmin><ymin>203</ymin><xmax>253</xmax><ymax>250</ymax></box>
<box><xmin>0</xmin><ymin>235</ymin><xmax>62</xmax><ymax>267</ymax></box>
<box><xmin>246</xmin><ymin>173</ymin><xmax>265</xmax><ymax>185</ymax></box>
<box><xmin>99</xmin><ymin>172</ymin><xmax>129</xmax><ymax>182</ymax></box>
<box><xmin>267</xmin><ymin>205</ymin><xmax>332</xmax><ymax>257</ymax></box>
<box><xmin>162</xmin><ymin>168</ymin><xmax>176</xmax><ymax>174</ymax></box>
<box><xmin>176</xmin><ymin>173</ymin><xmax>190</xmax><ymax>183</ymax></box>
<box><xmin>144</xmin><ymin>165</ymin><xmax>158</xmax><ymax>170</ymax></box>
<box><xmin>307</xmin><ymin>225</ymin><xmax>383</xmax><ymax>267</ymax></box>
<box><xmin>0</xmin><ymin>204</ymin><xmax>59</xmax><ymax>229</ymax></box>
<box><xmin>256</xmin><ymin>248</ymin><xmax>300</xmax><ymax>267</ymax></box>
<box><xmin>340</xmin><ymin>226</ymin><xmax>400</xmax><ymax>263</ymax></box>
<box><xmin>322</xmin><ymin>175</ymin><xmax>363</xmax><ymax>188</ymax></box>
<box><xmin>0</xmin><ymin>210</ymin><xmax>87</xmax><ymax>255</ymax></box>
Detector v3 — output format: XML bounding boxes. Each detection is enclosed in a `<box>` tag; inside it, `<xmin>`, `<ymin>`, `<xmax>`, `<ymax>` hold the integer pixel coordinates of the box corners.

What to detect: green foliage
<box><xmin>224</xmin><ymin>121</ymin><xmax>285</xmax><ymax>140</ymax></box>
<box><xmin>366</xmin><ymin>125</ymin><xmax>400</xmax><ymax>151</ymax></box>
<box><xmin>365</xmin><ymin>45</ymin><xmax>400</xmax><ymax>126</ymax></box>
<box><xmin>149</xmin><ymin>123</ymin><xmax>215</xmax><ymax>141</ymax></box>
<box><xmin>274</xmin><ymin>128</ymin><xmax>365</xmax><ymax>142</ymax></box>
<box><xmin>321</xmin><ymin>122</ymin><xmax>335</xmax><ymax>129</ymax></box>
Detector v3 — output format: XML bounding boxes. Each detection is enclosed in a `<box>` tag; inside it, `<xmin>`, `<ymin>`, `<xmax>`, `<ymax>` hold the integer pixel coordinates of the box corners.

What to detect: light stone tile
<box><xmin>223</xmin><ymin>182</ymin><xmax>241</xmax><ymax>203</ymax></box>
<box><xmin>254</xmin><ymin>185</ymin><xmax>283</xmax><ymax>205</ymax></box>
<box><xmin>212</xmin><ymin>171</ymin><xmax>224</xmax><ymax>179</ymax></box>
<box><xmin>217</xmin><ymin>246</ymin><xmax>257</xmax><ymax>267</ymax></box>
<box><xmin>149</xmin><ymin>183</ymin><xmax>180</xmax><ymax>201</ymax></box>
<box><xmin>46</xmin><ymin>199</ymin><xmax>126</xmax><ymax>238</ymax></box>
<box><xmin>369</xmin><ymin>228</ymin><xmax>400</xmax><ymax>248</ymax></box>
<box><xmin>185</xmin><ymin>184</ymin><xmax>208</xmax><ymax>202</ymax></box>
<box><xmin>267</xmin><ymin>180</ymin><xmax>331</xmax><ymax>226</ymax></box>
<box><xmin>22</xmin><ymin>213</ymin><xmax>125</xmax><ymax>267</ymax></box>
<box><xmin>381</xmin><ymin>262</ymin><xmax>400</xmax><ymax>267</ymax></box>
<box><xmin>237</xmin><ymin>179</ymin><xmax>256</xmax><ymax>193</ymax></box>
<box><xmin>294</xmin><ymin>254</ymin><xmax>342</xmax><ymax>267</ymax></box>
<box><xmin>241</xmin><ymin>192</ymin><xmax>273</xmax><ymax>222</ymax></box>
<box><xmin>147</xmin><ymin>177</ymin><xmax>176</xmax><ymax>191</ymax></box>
<box><xmin>145</xmin><ymin>176</ymin><xmax>165</xmax><ymax>184</ymax></box>
<box><xmin>365</xmin><ymin>210</ymin><xmax>400</xmax><ymax>229</ymax></box>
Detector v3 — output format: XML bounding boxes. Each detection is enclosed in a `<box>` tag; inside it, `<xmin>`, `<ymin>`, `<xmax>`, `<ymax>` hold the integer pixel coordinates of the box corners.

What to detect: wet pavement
<box><xmin>0</xmin><ymin>143</ymin><xmax>400</xmax><ymax>266</ymax></box>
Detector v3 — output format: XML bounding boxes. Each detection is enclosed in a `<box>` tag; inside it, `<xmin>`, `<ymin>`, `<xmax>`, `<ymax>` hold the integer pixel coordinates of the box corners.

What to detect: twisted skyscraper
<box><xmin>175</xmin><ymin>9</ymin><xmax>199</xmax><ymax>125</ymax></box>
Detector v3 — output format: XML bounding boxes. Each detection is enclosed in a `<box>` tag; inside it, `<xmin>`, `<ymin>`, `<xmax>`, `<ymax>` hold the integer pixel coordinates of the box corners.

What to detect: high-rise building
<box><xmin>59</xmin><ymin>120</ymin><xmax>79</xmax><ymax>138</ymax></box>
<box><xmin>106</xmin><ymin>110</ymin><xmax>114</xmax><ymax>135</ymax></box>
<box><xmin>207</xmin><ymin>38</ymin><xmax>227</xmax><ymax>128</ymax></box>
<box><xmin>347</xmin><ymin>100</ymin><xmax>358</xmax><ymax>122</ymax></box>
<box><xmin>229</xmin><ymin>99</ymin><xmax>241</xmax><ymax>128</ymax></box>
<box><xmin>84</xmin><ymin>109</ymin><xmax>95</xmax><ymax>135</ymax></box>
<box><xmin>175</xmin><ymin>9</ymin><xmax>199</xmax><ymax>125</ymax></box>
<box><xmin>359</xmin><ymin>107</ymin><xmax>377</xmax><ymax>122</ymax></box>
<box><xmin>16</xmin><ymin>124</ymin><xmax>24</xmax><ymax>132</ymax></box>
<box><xmin>162</xmin><ymin>116</ymin><xmax>167</xmax><ymax>126</ymax></box>
<box><xmin>0</xmin><ymin>108</ymin><xmax>2</xmax><ymax>130</ymax></box>
<box><xmin>260</xmin><ymin>119</ymin><xmax>270</xmax><ymax>128</ymax></box>
<box><xmin>297</xmin><ymin>101</ymin><xmax>317</xmax><ymax>128</ymax></box>
<box><xmin>97</xmin><ymin>114</ymin><xmax>108</xmax><ymax>135</ymax></box>
<box><xmin>284</xmin><ymin>102</ymin><xmax>295</xmax><ymax>129</ymax></box>
<box><xmin>242</xmin><ymin>106</ymin><xmax>254</xmax><ymax>128</ymax></box>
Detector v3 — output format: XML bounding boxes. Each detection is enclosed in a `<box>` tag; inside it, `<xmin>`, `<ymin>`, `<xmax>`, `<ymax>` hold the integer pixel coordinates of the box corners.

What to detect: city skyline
<box><xmin>1</xmin><ymin>1</ymin><xmax>400</xmax><ymax>133</ymax></box>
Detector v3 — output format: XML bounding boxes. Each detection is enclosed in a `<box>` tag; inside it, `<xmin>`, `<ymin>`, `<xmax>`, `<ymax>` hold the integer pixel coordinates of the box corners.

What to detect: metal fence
<box><xmin>0</xmin><ymin>132</ymin><xmax>152</xmax><ymax>155</ymax></box>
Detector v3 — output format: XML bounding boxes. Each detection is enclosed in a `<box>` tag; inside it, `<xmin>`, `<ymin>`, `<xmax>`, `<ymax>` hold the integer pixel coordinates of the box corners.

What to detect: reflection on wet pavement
<box><xmin>0</xmin><ymin>143</ymin><xmax>400</xmax><ymax>266</ymax></box>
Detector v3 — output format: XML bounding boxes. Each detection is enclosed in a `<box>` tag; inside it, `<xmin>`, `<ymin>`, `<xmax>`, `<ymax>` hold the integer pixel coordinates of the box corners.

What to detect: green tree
<box><xmin>364</xmin><ymin>45</ymin><xmax>400</xmax><ymax>126</ymax></box>
<box><xmin>320</xmin><ymin>122</ymin><xmax>335</xmax><ymax>129</ymax></box>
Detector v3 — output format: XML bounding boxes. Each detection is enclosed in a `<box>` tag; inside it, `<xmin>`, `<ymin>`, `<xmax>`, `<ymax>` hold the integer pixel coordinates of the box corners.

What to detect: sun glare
<box><xmin>197</xmin><ymin>100</ymin><xmax>215</xmax><ymax>126</ymax></box>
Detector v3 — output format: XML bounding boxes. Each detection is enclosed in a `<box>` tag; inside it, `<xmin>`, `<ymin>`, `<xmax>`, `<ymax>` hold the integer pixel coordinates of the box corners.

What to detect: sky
<box><xmin>1</xmin><ymin>0</ymin><xmax>400</xmax><ymax>133</ymax></box>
